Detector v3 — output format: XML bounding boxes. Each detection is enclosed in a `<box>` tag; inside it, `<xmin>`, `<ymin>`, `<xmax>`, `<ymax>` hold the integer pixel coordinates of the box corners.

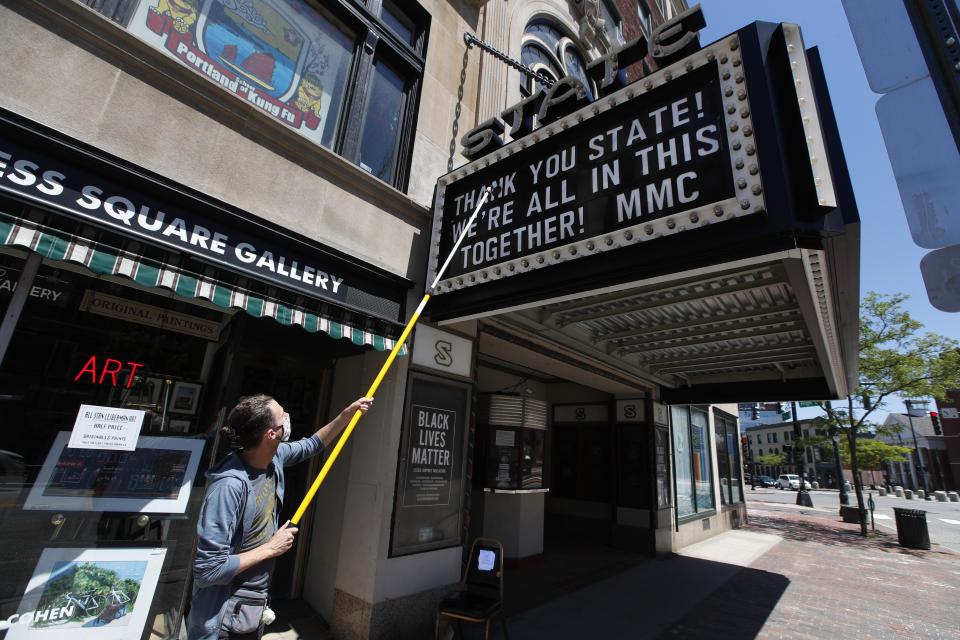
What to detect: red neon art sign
<box><xmin>73</xmin><ymin>356</ymin><xmax>144</xmax><ymax>388</ymax></box>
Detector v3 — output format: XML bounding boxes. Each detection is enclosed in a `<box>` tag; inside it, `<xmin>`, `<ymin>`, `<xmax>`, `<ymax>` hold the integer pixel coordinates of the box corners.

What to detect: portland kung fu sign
<box><xmin>428</xmin><ymin>6</ymin><xmax>767</xmax><ymax>295</ymax></box>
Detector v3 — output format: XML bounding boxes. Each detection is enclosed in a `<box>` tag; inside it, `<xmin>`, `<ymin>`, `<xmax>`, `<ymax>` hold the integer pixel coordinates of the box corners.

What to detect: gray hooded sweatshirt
<box><xmin>187</xmin><ymin>435</ymin><xmax>323</xmax><ymax>639</ymax></box>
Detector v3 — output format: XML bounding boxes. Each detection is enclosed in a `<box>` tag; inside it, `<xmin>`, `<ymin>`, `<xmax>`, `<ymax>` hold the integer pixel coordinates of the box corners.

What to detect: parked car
<box><xmin>775</xmin><ymin>474</ymin><xmax>811</xmax><ymax>490</ymax></box>
<box><xmin>756</xmin><ymin>475</ymin><xmax>776</xmax><ymax>487</ymax></box>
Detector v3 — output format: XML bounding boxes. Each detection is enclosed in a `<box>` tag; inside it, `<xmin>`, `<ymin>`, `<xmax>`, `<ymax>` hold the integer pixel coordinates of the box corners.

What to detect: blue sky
<box><xmin>697</xmin><ymin>1</ymin><xmax>957</xmax><ymax>419</ymax></box>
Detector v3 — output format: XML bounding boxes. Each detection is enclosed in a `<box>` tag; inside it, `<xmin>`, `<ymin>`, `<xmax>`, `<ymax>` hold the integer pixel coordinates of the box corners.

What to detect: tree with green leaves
<box><xmin>755</xmin><ymin>453</ymin><xmax>786</xmax><ymax>475</ymax></box>
<box><xmin>813</xmin><ymin>292</ymin><xmax>960</xmax><ymax>535</ymax></box>
<box><xmin>838</xmin><ymin>438</ymin><xmax>911</xmax><ymax>472</ymax></box>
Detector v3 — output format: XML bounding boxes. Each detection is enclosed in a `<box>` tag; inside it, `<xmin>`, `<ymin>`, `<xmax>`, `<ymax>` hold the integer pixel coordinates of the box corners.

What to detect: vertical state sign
<box><xmin>429</xmin><ymin>34</ymin><xmax>766</xmax><ymax>294</ymax></box>
<box><xmin>403</xmin><ymin>405</ymin><xmax>456</xmax><ymax>506</ymax></box>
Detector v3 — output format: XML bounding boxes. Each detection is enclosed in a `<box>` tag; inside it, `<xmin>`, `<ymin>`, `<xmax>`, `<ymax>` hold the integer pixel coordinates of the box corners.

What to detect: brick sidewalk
<box><xmin>662</xmin><ymin>508</ymin><xmax>960</xmax><ymax>639</ymax></box>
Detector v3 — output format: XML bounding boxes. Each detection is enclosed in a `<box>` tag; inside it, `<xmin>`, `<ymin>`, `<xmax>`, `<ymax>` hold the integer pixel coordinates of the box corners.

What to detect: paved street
<box><xmin>266</xmin><ymin>498</ymin><xmax>960</xmax><ymax>639</ymax></box>
<box><xmin>748</xmin><ymin>487</ymin><xmax>960</xmax><ymax>554</ymax></box>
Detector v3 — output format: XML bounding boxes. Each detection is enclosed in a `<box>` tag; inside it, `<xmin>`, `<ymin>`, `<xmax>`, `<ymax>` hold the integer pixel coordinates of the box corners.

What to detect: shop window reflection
<box><xmin>0</xmin><ymin>249</ymin><xmax>222</xmax><ymax>636</ymax></box>
<box><xmin>671</xmin><ymin>405</ymin><xmax>715</xmax><ymax>519</ymax></box>
<box><xmin>357</xmin><ymin>59</ymin><xmax>406</xmax><ymax>184</ymax></box>
<box><xmin>381</xmin><ymin>1</ymin><xmax>416</xmax><ymax>46</ymax></box>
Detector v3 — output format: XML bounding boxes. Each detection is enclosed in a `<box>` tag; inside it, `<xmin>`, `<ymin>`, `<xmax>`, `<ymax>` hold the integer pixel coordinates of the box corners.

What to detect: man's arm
<box><xmin>315</xmin><ymin>397</ymin><xmax>373</xmax><ymax>446</ymax></box>
<box><xmin>193</xmin><ymin>481</ymin><xmax>244</xmax><ymax>588</ymax></box>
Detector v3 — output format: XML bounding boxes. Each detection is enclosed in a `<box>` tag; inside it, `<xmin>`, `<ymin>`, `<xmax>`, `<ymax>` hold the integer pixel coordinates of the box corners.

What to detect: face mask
<box><xmin>280</xmin><ymin>414</ymin><xmax>291</xmax><ymax>442</ymax></box>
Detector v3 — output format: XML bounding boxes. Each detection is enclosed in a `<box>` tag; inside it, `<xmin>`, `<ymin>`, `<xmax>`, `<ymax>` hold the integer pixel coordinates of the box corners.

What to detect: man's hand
<box><xmin>343</xmin><ymin>397</ymin><xmax>373</xmax><ymax>417</ymax></box>
<box><xmin>318</xmin><ymin>397</ymin><xmax>375</xmax><ymax>446</ymax></box>
<box><xmin>234</xmin><ymin>521</ymin><xmax>298</xmax><ymax>574</ymax></box>
<box><xmin>263</xmin><ymin>521</ymin><xmax>298</xmax><ymax>558</ymax></box>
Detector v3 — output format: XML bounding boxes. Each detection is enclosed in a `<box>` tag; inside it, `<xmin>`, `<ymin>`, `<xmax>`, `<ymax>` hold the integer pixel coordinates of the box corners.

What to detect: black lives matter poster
<box><xmin>438</xmin><ymin>63</ymin><xmax>733</xmax><ymax>278</ymax></box>
<box><xmin>392</xmin><ymin>373</ymin><xmax>470</xmax><ymax>555</ymax></box>
<box><xmin>403</xmin><ymin>404</ymin><xmax>457</xmax><ymax>507</ymax></box>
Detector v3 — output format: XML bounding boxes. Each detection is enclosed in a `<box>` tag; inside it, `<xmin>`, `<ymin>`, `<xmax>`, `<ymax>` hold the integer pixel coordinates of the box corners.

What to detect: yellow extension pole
<box><xmin>290</xmin><ymin>186</ymin><xmax>492</xmax><ymax>526</ymax></box>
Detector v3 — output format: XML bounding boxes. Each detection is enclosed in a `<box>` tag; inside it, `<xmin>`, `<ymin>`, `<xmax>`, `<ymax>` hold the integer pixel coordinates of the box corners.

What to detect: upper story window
<box><xmin>637</xmin><ymin>2</ymin><xmax>652</xmax><ymax>34</ymax></box>
<box><xmin>90</xmin><ymin>0</ymin><xmax>428</xmax><ymax>192</ymax></box>
<box><xmin>600</xmin><ymin>0</ymin><xmax>625</xmax><ymax>46</ymax></box>
<box><xmin>521</xmin><ymin>19</ymin><xmax>595</xmax><ymax>100</ymax></box>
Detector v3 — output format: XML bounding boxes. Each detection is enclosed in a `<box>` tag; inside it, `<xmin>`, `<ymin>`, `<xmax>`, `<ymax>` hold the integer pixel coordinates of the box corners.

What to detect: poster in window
<box><xmin>391</xmin><ymin>373</ymin><xmax>470</xmax><ymax>556</ymax></box>
<box><xmin>402</xmin><ymin>404</ymin><xmax>457</xmax><ymax>507</ymax></box>
<box><xmin>23</xmin><ymin>432</ymin><xmax>205</xmax><ymax>513</ymax></box>
<box><xmin>3</xmin><ymin>546</ymin><xmax>166</xmax><ymax>639</ymax></box>
<box><xmin>129</xmin><ymin>0</ymin><xmax>355</xmax><ymax>148</ymax></box>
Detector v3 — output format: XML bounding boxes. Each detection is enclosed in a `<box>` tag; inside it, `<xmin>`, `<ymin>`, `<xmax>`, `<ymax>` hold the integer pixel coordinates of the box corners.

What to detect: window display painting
<box><xmin>3</xmin><ymin>547</ymin><xmax>166</xmax><ymax>640</ymax></box>
<box><xmin>120</xmin><ymin>376</ymin><xmax>164</xmax><ymax>409</ymax></box>
<box><xmin>129</xmin><ymin>0</ymin><xmax>355</xmax><ymax>148</ymax></box>
<box><xmin>170</xmin><ymin>381</ymin><xmax>201</xmax><ymax>414</ymax></box>
<box><xmin>24</xmin><ymin>432</ymin><xmax>205</xmax><ymax>513</ymax></box>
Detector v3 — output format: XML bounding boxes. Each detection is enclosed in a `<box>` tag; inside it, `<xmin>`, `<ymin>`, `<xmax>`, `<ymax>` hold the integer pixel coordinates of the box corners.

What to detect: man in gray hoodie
<box><xmin>187</xmin><ymin>393</ymin><xmax>372</xmax><ymax>639</ymax></box>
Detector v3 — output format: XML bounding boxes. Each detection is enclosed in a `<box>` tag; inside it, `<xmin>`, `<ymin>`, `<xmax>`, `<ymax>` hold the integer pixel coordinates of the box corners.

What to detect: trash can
<box><xmin>892</xmin><ymin>508</ymin><xmax>931</xmax><ymax>550</ymax></box>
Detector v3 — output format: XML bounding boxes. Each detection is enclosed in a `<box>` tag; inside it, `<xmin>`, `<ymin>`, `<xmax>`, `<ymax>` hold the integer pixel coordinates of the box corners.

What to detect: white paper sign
<box><xmin>495</xmin><ymin>430</ymin><xmax>516</xmax><ymax>447</ymax></box>
<box><xmin>68</xmin><ymin>405</ymin><xmax>143</xmax><ymax>451</ymax></box>
<box><xmin>477</xmin><ymin>549</ymin><xmax>495</xmax><ymax>571</ymax></box>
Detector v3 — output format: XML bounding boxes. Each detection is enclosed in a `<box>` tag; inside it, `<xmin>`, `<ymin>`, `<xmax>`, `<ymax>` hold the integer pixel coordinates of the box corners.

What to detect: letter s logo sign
<box><xmin>624</xmin><ymin>404</ymin><xmax>637</xmax><ymax>419</ymax></box>
<box><xmin>434</xmin><ymin>340</ymin><xmax>453</xmax><ymax>367</ymax></box>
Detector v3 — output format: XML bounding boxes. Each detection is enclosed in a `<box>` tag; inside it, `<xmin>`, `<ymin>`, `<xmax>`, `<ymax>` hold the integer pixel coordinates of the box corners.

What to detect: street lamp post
<box><xmin>826</xmin><ymin>400</ymin><xmax>849</xmax><ymax>505</ymax></box>
<box><xmin>903</xmin><ymin>399</ymin><xmax>928</xmax><ymax>493</ymax></box>
<box><xmin>832</xmin><ymin>435</ymin><xmax>849</xmax><ymax>505</ymax></box>
<box><xmin>792</xmin><ymin>402</ymin><xmax>813</xmax><ymax>507</ymax></box>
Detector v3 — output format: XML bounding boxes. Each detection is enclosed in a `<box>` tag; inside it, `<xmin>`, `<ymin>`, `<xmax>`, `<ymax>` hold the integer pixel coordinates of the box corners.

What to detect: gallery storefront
<box><xmin>0</xmin><ymin>0</ymin><xmax>454</xmax><ymax>637</ymax></box>
<box><xmin>0</xmin><ymin>104</ymin><xmax>414</xmax><ymax>638</ymax></box>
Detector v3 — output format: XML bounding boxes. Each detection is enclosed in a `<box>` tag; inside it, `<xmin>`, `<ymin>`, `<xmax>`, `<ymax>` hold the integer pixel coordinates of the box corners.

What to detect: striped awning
<box><xmin>0</xmin><ymin>211</ymin><xmax>406</xmax><ymax>354</ymax></box>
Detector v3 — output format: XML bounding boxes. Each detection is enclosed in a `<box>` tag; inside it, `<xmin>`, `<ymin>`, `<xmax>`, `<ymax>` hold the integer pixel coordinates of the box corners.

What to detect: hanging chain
<box><xmin>464</xmin><ymin>32</ymin><xmax>555</xmax><ymax>88</ymax></box>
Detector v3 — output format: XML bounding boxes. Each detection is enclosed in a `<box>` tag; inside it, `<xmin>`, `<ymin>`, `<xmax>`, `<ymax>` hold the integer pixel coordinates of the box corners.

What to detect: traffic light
<box><xmin>741</xmin><ymin>436</ymin><xmax>752</xmax><ymax>461</ymax></box>
<box><xmin>751</xmin><ymin>404</ymin><xmax>759</xmax><ymax>420</ymax></box>
<box><xmin>930</xmin><ymin>411</ymin><xmax>942</xmax><ymax>435</ymax></box>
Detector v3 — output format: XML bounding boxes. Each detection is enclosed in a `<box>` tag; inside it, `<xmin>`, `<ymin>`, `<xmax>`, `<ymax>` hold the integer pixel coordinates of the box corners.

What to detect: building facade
<box><xmin>0</xmin><ymin>1</ymin><xmax>859</xmax><ymax>638</ymax></box>
<box><xmin>938</xmin><ymin>390</ymin><xmax>960</xmax><ymax>489</ymax></box>
<box><xmin>880</xmin><ymin>412</ymin><xmax>954</xmax><ymax>492</ymax></box>
<box><xmin>741</xmin><ymin>419</ymin><xmax>837</xmax><ymax>486</ymax></box>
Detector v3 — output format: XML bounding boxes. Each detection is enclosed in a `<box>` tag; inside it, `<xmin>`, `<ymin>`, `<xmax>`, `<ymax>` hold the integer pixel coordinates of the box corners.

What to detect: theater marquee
<box><xmin>428</xmin><ymin>33</ymin><xmax>766</xmax><ymax>294</ymax></box>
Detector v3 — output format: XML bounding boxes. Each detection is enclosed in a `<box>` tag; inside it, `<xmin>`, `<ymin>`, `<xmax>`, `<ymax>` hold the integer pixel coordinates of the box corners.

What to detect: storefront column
<box><xmin>303</xmin><ymin>347</ymin><xmax>460</xmax><ymax>639</ymax></box>
<box><xmin>483</xmin><ymin>490</ymin><xmax>546</xmax><ymax>566</ymax></box>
